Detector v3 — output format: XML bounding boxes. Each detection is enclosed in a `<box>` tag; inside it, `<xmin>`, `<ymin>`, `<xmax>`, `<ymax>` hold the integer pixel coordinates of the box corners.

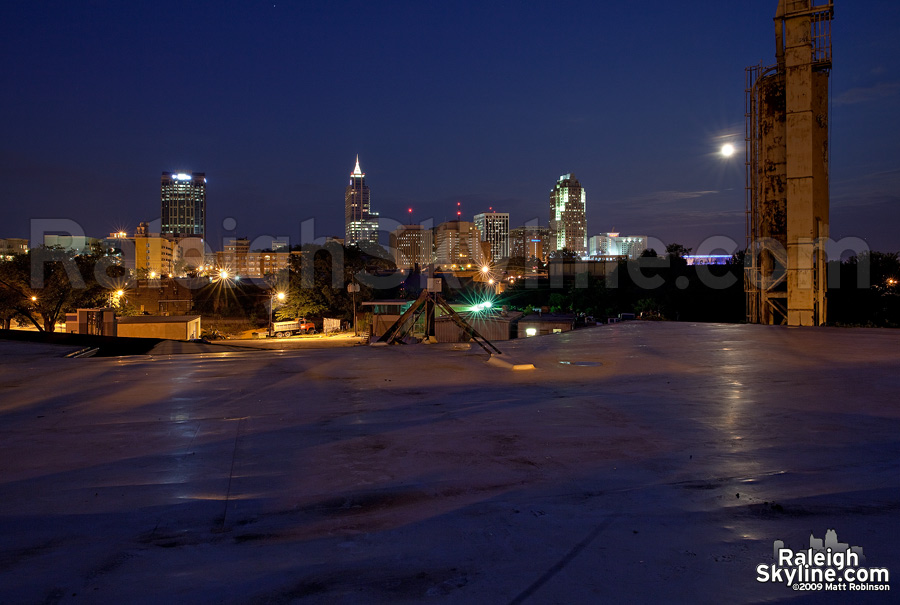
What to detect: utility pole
<box><xmin>347</xmin><ymin>283</ymin><xmax>360</xmax><ymax>336</ymax></box>
<box><xmin>268</xmin><ymin>291</ymin><xmax>285</xmax><ymax>337</ymax></box>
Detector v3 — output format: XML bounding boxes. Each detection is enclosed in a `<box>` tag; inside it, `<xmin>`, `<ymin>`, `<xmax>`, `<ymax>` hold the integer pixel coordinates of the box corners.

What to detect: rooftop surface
<box><xmin>1</xmin><ymin>323</ymin><xmax>898</xmax><ymax>603</ymax></box>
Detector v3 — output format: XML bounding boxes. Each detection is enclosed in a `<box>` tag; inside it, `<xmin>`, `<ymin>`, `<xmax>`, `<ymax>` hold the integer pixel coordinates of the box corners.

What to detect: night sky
<box><xmin>2</xmin><ymin>1</ymin><xmax>898</xmax><ymax>253</ymax></box>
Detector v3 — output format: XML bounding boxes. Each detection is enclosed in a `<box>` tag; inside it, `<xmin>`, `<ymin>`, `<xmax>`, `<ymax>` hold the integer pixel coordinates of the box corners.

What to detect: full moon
<box><xmin>721</xmin><ymin>143</ymin><xmax>736</xmax><ymax>157</ymax></box>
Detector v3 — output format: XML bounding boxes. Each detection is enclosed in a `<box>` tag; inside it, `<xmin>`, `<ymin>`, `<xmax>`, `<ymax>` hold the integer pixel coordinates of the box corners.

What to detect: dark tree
<box><xmin>665</xmin><ymin>243</ymin><xmax>692</xmax><ymax>259</ymax></box>
<box><xmin>0</xmin><ymin>249</ymin><xmax>106</xmax><ymax>332</ymax></box>
<box><xmin>277</xmin><ymin>242</ymin><xmax>398</xmax><ymax>322</ymax></box>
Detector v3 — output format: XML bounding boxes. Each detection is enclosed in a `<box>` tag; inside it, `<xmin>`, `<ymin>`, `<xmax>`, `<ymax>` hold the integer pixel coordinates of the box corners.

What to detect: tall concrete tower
<box><xmin>746</xmin><ymin>0</ymin><xmax>833</xmax><ymax>326</ymax></box>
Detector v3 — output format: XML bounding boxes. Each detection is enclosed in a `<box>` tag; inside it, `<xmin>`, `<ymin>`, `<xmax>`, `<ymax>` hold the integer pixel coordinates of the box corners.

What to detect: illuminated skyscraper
<box><xmin>473</xmin><ymin>211</ymin><xmax>510</xmax><ymax>262</ymax></box>
<box><xmin>390</xmin><ymin>224</ymin><xmax>433</xmax><ymax>270</ymax></box>
<box><xmin>345</xmin><ymin>156</ymin><xmax>379</xmax><ymax>246</ymax></box>
<box><xmin>549</xmin><ymin>173</ymin><xmax>587</xmax><ymax>256</ymax></box>
<box><xmin>433</xmin><ymin>220</ymin><xmax>484</xmax><ymax>269</ymax></box>
<box><xmin>161</xmin><ymin>172</ymin><xmax>206</xmax><ymax>240</ymax></box>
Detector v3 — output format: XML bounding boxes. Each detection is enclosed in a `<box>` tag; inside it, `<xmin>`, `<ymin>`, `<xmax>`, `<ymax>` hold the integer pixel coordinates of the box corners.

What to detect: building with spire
<box><xmin>549</xmin><ymin>173</ymin><xmax>587</xmax><ymax>257</ymax></box>
<box><xmin>344</xmin><ymin>156</ymin><xmax>379</xmax><ymax>246</ymax></box>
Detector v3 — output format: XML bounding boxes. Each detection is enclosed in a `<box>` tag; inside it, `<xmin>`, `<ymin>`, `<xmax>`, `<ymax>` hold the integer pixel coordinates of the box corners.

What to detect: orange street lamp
<box><xmin>268</xmin><ymin>291</ymin><xmax>287</xmax><ymax>336</ymax></box>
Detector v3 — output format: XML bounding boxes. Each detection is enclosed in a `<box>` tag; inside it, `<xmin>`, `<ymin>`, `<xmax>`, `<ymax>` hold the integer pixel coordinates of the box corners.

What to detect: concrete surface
<box><xmin>0</xmin><ymin>322</ymin><xmax>898</xmax><ymax>603</ymax></box>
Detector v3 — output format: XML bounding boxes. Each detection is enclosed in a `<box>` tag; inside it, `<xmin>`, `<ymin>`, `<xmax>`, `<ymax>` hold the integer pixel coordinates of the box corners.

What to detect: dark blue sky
<box><xmin>2</xmin><ymin>0</ymin><xmax>898</xmax><ymax>253</ymax></box>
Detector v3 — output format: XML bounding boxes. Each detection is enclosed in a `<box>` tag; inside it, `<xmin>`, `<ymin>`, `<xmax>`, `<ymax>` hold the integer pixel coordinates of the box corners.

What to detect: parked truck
<box><xmin>271</xmin><ymin>318</ymin><xmax>315</xmax><ymax>337</ymax></box>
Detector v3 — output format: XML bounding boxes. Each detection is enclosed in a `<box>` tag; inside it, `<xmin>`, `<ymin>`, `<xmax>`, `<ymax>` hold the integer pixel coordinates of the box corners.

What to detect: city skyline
<box><xmin>1</xmin><ymin>1</ymin><xmax>898</xmax><ymax>252</ymax></box>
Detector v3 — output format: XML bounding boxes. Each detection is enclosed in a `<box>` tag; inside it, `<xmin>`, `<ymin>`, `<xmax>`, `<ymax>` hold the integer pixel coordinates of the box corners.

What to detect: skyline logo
<box><xmin>757</xmin><ymin>529</ymin><xmax>890</xmax><ymax>593</ymax></box>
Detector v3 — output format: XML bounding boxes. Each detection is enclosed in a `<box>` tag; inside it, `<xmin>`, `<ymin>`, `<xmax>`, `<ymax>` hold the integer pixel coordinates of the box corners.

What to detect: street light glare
<box><xmin>721</xmin><ymin>143</ymin><xmax>736</xmax><ymax>157</ymax></box>
<box><xmin>276</xmin><ymin>292</ymin><xmax>286</xmax><ymax>300</ymax></box>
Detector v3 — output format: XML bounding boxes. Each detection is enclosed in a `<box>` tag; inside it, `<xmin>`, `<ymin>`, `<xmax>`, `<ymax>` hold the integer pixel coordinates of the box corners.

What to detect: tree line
<box><xmin>499</xmin><ymin>249</ymin><xmax>900</xmax><ymax>327</ymax></box>
<box><xmin>1</xmin><ymin>244</ymin><xmax>897</xmax><ymax>332</ymax></box>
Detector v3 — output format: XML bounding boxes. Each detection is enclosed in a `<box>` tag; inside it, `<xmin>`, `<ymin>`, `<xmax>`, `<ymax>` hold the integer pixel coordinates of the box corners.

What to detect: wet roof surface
<box><xmin>1</xmin><ymin>322</ymin><xmax>898</xmax><ymax>602</ymax></box>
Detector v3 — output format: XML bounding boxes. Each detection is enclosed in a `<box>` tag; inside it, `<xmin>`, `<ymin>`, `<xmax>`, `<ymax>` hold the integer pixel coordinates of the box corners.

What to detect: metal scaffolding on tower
<box><xmin>745</xmin><ymin>1</ymin><xmax>833</xmax><ymax>326</ymax></box>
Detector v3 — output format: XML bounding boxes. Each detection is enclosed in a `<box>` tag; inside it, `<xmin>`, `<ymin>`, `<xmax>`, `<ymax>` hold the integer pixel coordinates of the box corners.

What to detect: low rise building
<box><xmin>361</xmin><ymin>299</ymin><xmax>416</xmax><ymax>340</ymax></box>
<box><xmin>0</xmin><ymin>238</ymin><xmax>29</xmax><ymax>258</ymax></box>
<box><xmin>517</xmin><ymin>314</ymin><xmax>576</xmax><ymax>337</ymax></box>
<box><xmin>43</xmin><ymin>235</ymin><xmax>99</xmax><ymax>255</ymax></box>
<box><xmin>434</xmin><ymin>310</ymin><xmax>522</xmax><ymax>342</ymax></box>
<box><xmin>216</xmin><ymin>238</ymin><xmax>291</xmax><ymax>279</ymax></box>
<box><xmin>117</xmin><ymin>315</ymin><xmax>202</xmax><ymax>340</ymax></box>
<box><xmin>589</xmin><ymin>233</ymin><xmax>648</xmax><ymax>260</ymax></box>
<box><xmin>129</xmin><ymin>277</ymin><xmax>204</xmax><ymax>316</ymax></box>
<box><xmin>65</xmin><ymin>308</ymin><xmax>117</xmax><ymax>336</ymax></box>
<box><xmin>548</xmin><ymin>259</ymin><xmax>620</xmax><ymax>280</ymax></box>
